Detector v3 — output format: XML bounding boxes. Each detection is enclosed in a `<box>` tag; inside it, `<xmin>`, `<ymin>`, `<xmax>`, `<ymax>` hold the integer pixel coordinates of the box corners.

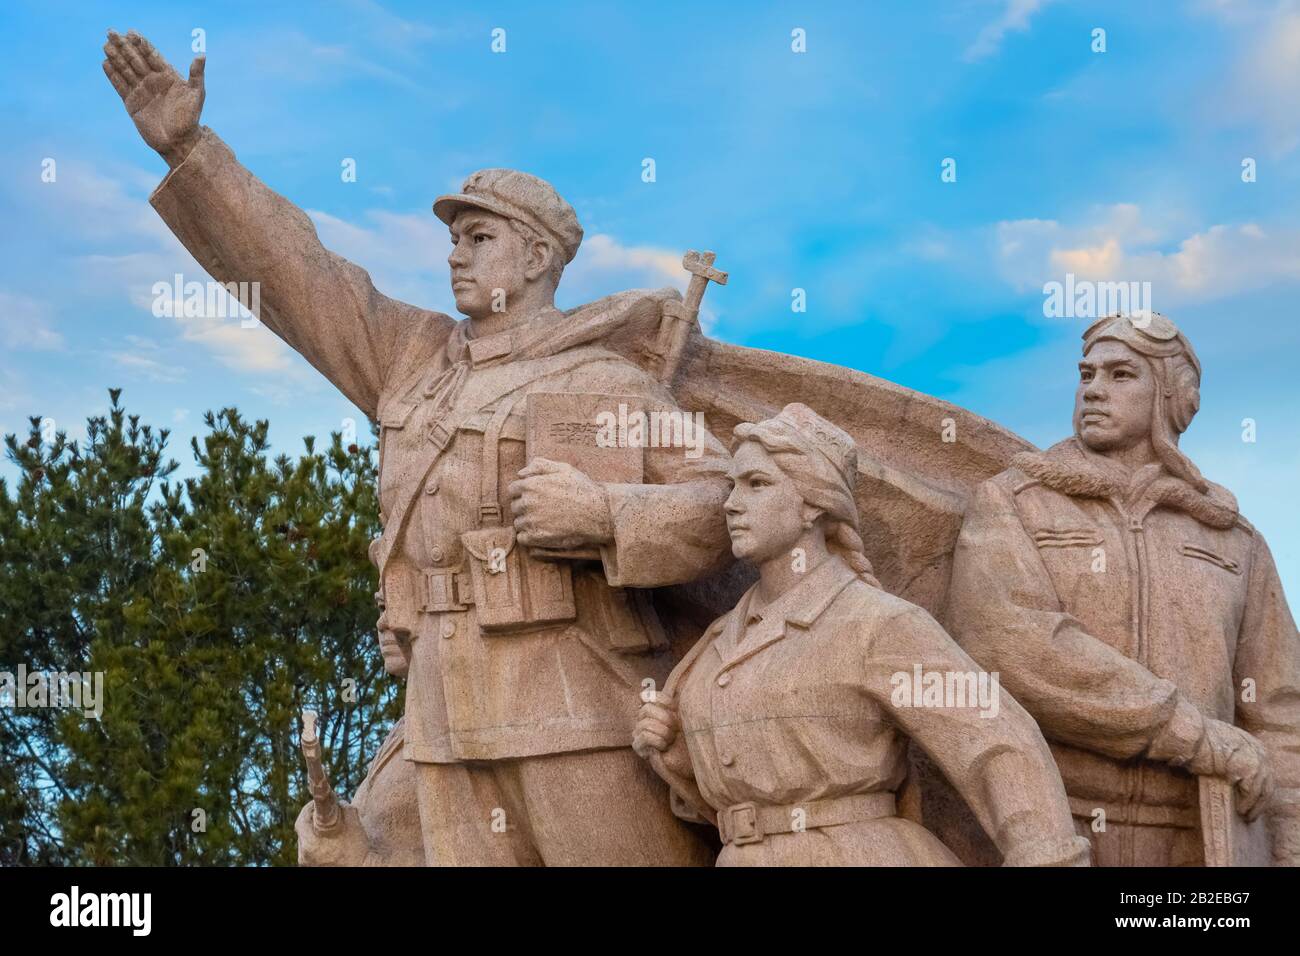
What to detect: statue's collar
<box><xmin>742</xmin><ymin>555</ymin><xmax>856</xmax><ymax>630</ymax></box>
<box><xmin>714</xmin><ymin>556</ymin><xmax>857</xmax><ymax>665</ymax></box>
<box><xmin>1011</xmin><ymin>437</ymin><xmax>1239</xmax><ymax>529</ymax></box>
<box><xmin>446</xmin><ymin>308</ymin><xmax>566</xmax><ymax>368</ymax></box>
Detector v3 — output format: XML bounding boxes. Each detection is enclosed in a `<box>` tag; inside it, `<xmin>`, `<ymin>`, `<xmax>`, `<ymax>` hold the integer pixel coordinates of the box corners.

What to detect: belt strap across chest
<box><xmin>478</xmin><ymin>396</ymin><xmax>517</xmax><ymax>527</ymax></box>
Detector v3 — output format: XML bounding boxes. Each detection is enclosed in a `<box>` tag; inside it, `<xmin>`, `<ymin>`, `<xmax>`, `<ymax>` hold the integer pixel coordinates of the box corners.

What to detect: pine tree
<box><xmin>0</xmin><ymin>390</ymin><xmax>399</xmax><ymax>865</ymax></box>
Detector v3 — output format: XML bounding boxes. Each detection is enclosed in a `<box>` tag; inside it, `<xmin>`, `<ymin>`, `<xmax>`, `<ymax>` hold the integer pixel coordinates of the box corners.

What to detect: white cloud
<box><xmin>569</xmin><ymin>234</ymin><xmax>682</xmax><ymax>285</ymax></box>
<box><xmin>1225</xmin><ymin>6</ymin><xmax>1300</xmax><ymax>155</ymax></box>
<box><xmin>0</xmin><ymin>291</ymin><xmax>64</xmax><ymax>351</ymax></box>
<box><xmin>903</xmin><ymin>227</ymin><xmax>955</xmax><ymax>263</ymax></box>
<box><xmin>14</xmin><ymin>156</ymin><xmax>299</xmax><ymax>376</ymax></box>
<box><xmin>1193</xmin><ymin>0</ymin><xmax>1269</xmax><ymax>22</ymax></box>
<box><xmin>244</xmin><ymin>28</ymin><xmax>437</xmax><ymax>96</ymax></box>
<box><xmin>308</xmin><ymin>208</ymin><xmax>453</xmax><ymax>310</ymax></box>
<box><xmin>0</xmin><ymin>364</ymin><xmax>32</xmax><ymax>415</ymax></box>
<box><xmin>106</xmin><ymin>335</ymin><xmax>187</xmax><ymax>384</ymax></box>
<box><xmin>183</xmin><ymin>321</ymin><xmax>292</xmax><ymax>374</ymax></box>
<box><xmin>249</xmin><ymin>381</ymin><xmax>304</xmax><ymax>407</ymax></box>
<box><xmin>563</xmin><ymin>233</ymin><xmax>686</xmax><ymax>297</ymax></box>
<box><xmin>78</xmin><ymin>248</ymin><xmax>296</xmax><ymax>376</ymax></box>
<box><xmin>993</xmin><ymin>203</ymin><xmax>1300</xmax><ymax>307</ymax></box>
<box><xmin>964</xmin><ymin>0</ymin><xmax>1052</xmax><ymax>62</ymax></box>
<box><xmin>342</xmin><ymin>0</ymin><xmax>443</xmax><ymax>51</ymax></box>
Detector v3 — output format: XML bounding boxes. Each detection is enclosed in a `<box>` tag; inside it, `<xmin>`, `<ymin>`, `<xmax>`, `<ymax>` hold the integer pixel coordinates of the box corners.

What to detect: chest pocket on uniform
<box><xmin>1032</xmin><ymin>528</ymin><xmax>1104</xmax><ymax>549</ymax></box>
<box><xmin>1032</xmin><ymin>527</ymin><xmax>1107</xmax><ymax>609</ymax></box>
<box><xmin>1181</xmin><ymin>543</ymin><xmax>1242</xmax><ymax>575</ymax></box>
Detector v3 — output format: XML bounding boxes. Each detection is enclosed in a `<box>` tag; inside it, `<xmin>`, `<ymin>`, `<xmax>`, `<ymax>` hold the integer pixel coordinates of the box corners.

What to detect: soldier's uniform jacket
<box><xmin>151</xmin><ymin>128</ymin><xmax>733</xmax><ymax>764</ymax></box>
<box><xmin>664</xmin><ymin>555</ymin><xmax>1088</xmax><ymax>866</ymax></box>
<box><xmin>948</xmin><ymin>437</ymin><xmax>1300</xmax><ymax>849</ymax></box>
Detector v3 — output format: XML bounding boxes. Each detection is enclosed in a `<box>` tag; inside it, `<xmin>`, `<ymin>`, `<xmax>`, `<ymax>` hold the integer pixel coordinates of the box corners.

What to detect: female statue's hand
<box><xmin>634</xmin><ymin>693</ymin><xmax>694</xmax><ymax>778</ymax></box>
<box><xmin>634</xmin><ymin>695</ymin><xmax>679</xmax><ymax>752</ymax></box>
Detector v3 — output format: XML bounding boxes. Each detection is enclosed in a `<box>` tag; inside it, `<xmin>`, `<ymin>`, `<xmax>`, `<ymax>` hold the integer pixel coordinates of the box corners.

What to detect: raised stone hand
<box><xmin>102</xmin><ymin>30</ymin><xmax>205</xmax><ymax>167</ymax></box>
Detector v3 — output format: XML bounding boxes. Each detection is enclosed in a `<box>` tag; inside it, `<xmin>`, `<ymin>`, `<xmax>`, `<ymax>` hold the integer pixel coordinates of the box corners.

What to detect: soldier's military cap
<box><xmin>434</xmin><ymin>169</ymin><xmax>583</xmax><ymax>264</ymax></box>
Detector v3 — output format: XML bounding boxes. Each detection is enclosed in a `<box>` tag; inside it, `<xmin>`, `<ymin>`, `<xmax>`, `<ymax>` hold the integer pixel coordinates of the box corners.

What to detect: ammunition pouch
<box><xmin>461</xmin><ymin>525</ymin><xmax>577</xmax><ymax>632</ymax></box>
<box><xmin>409</xmin><ymin>543</ymin><xmax>577</xmax><ymax>634</ymax></box>
<box><xmin>460</xmin><ymin>393</ymin><xmax>579</xmax><ymax>633</ymax></box>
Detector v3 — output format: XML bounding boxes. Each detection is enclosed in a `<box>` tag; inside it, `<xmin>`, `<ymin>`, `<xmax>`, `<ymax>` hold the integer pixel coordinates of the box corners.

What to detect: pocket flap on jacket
<box><xmin>461</xmin><ymin>526</ymin><xmax>516</xmax><ymax>562</ymax></box>
<box><xmin>1181</xmin><ymin>542</ymin><xmax>1241</xmax><ymax>574</ymax></box>
<box><xmin>1033</xmin><ymin>528</ymin><xmax>1103</xmax><ymax>549</ymax></box>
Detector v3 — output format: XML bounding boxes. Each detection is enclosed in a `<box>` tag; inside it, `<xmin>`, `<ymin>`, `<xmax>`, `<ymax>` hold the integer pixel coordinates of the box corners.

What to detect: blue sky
<box><xmin>3</xmin><ymin>0</ymin><xmax>1299</xmax><ymax>597</ymax></box>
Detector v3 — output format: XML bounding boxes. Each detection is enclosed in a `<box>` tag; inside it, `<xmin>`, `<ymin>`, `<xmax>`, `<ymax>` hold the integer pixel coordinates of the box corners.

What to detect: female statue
<box><xmin>634</xmin><ymin>403</ymin><xmax>1089</xmax><ymax>866</ymax></box>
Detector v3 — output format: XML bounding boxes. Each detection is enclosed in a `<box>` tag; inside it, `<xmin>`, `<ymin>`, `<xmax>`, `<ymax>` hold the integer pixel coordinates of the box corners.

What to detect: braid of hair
<box><xmin>827</xmin><ymin>520</ymin><xmax>880</xmax><ymax>588</ymax></box>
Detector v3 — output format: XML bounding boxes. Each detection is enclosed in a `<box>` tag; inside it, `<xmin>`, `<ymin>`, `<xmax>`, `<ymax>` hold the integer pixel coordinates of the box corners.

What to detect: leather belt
<box><xmin>717</xmin><ymin>792</ymin><xmax>896</xmax><ymax>846</ymax></box>
<box><xmin>420</xmin><ymin>566</ymin><xmax>474</xmax><ymax>613</ymax></box>
<box><xmin>1067</xmin><ymin>795</ymin><xmax>1197</xmax><ymax>829</ymax></box>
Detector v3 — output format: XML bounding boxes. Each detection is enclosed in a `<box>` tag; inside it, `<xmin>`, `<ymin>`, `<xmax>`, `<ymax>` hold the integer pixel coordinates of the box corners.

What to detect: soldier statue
<box><xmin>103</xmin><ymin>26</ymin><xmax>1129</xmax><ymax>867</ymax></box>
<box><xmin>948</xmin><ymin>313</ymin><xmax>1300</xmax><ymax>866</ymax></box>
<box><xmin>103</xmin><ymin>29</ymin><xmax>728</xmax><ymax>865</ymax></box>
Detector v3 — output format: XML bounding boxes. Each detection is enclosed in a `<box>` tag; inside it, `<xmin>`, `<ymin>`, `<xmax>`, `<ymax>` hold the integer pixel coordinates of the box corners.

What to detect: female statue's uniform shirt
<box><xmin>671</xmin><ymin>555</ymin><xmax>1082</xmax><ymax>866</ymax></box>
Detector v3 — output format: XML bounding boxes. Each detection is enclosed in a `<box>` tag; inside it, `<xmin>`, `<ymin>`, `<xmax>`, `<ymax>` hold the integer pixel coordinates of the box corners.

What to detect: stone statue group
<box><xmin>103</xmin><ymin>29</ymin><xmax>1299</xmax><ymax>866</ymax></box>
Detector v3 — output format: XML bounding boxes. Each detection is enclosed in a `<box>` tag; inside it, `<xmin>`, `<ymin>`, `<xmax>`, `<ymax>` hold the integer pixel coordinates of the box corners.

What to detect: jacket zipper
<box><xmin>1131</xmin><ymin>511</ymin><xmax>1151</xmax><ymax>867</ymax></box>
<box><xmin>1108</xmin><ymin>499</ymin><xmax>1150</xmax><ymax>865</ymax></box>
<box><xmin>1130</xmin><ymin>514</ymin><xmax>1149</xmax><ymax>665</ymax></box>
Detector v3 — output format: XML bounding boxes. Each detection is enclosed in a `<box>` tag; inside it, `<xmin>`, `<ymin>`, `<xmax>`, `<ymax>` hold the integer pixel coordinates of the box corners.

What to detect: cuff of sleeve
<box><xmin>597</xmin><ymin>483</ymin><xmax>643</xmax><ymax>588</ymax></box>
<box><xmin>1001</xmin><ymin>834</ymin><xmax>1092</xmax><ymax>867</ymax></box>
<box><xmin>1147</xmin><ymin>696</ymin><xmax>1205</xmax><ymax>766</ymax></box>
<box><xmin>150</xmin><ymin>125</ymin><xmax>218</xmax><ymax>203</ymax></box>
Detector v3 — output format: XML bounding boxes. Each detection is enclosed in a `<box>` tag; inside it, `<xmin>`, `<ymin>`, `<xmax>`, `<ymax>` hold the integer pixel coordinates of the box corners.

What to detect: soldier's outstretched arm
<box><xmin>102</xmin><ymin>30</ymin><xmax>453</xmax><ymax>418</ymax></box>
<box><xmin>863</xmin><ymin>606</ymin><xmax>1090</xmax><ymax>866</ymax></box>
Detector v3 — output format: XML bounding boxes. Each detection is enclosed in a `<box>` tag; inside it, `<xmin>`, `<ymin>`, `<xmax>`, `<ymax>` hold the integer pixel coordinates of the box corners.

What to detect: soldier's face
<box><xmin>1074</xmin><ymin>340</ymin><xmax>1157</xmax><ymax>453</ymax></box>
<box><xmin>725</xmin><ymin>441</ymin><xmax>807</xmax><ymax>564</ymax></box>
<box><xmin>447</xmin><ymin>210</ymin><xmax>530</xmax><ymax>318</ymax></box>
<box><xmin>377</xmin><ymin>629</ymin><xmax>410</xmax><ymax>679</ymax></box>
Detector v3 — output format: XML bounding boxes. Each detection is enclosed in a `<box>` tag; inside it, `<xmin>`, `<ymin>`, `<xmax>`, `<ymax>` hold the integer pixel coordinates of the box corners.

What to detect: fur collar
<box><xmin>1011</xmin><ymin>438</ymin><xmax>1240</xmax><ymax>530</ymax></box>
